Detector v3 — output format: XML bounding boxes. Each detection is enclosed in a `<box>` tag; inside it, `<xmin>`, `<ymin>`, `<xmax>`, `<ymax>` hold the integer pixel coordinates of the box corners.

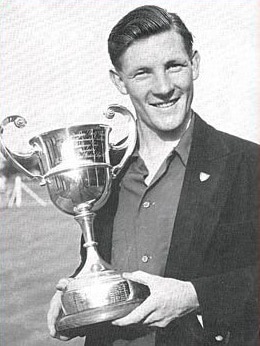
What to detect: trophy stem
<box><xmin>74</xmin><ymin>211</ymin><xmax>111</xmax><ymax>277</ymax></box>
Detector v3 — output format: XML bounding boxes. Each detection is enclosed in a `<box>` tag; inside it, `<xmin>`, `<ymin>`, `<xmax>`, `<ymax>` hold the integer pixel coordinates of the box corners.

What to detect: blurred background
<box><xmin>0</xmin><ymin>0</ymin><xmax>259</xmax><ymax>345</ymax></box>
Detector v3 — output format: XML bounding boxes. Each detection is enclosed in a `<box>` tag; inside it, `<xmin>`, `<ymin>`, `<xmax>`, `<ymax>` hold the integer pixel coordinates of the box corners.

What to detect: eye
<box><xmin>133</xmin><ymin>69</ymin><xmax>150</xmax><ymax>79</ymax></box>
<box><xmin>135</xmin><ymin>71</ymin><xmax>146</xmax><ymax>76</ymax></box>
<box><xmin>167</xmin><ymin>62</ymin><xmax>184</xmax><ymax>72</ymax></box>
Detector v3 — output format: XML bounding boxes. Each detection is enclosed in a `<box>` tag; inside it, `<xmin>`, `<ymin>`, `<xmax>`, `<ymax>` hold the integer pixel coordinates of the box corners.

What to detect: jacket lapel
<box><xmin>165</xmin><ymin>114</ymin><xmax>235</xmax><ymax>279</ymax></box>
<box><xmin>98</xmin><ymin>114</ymin><xmax>238</xmax><ymax>275</ymax></box>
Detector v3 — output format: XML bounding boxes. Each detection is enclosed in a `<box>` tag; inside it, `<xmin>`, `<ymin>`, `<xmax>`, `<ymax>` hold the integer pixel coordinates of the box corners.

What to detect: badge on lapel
<box><xmin>199</xmin><ymin>172</ymin><xmax>210</xmax><ymax>182</ymax></box>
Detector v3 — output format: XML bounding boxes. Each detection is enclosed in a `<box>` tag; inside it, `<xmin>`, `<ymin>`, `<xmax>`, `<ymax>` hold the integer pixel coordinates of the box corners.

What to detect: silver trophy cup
<box><xmin>0</xmin><ymin>105</ymin><xmax>149</xmax><ymax>335</ymax></box>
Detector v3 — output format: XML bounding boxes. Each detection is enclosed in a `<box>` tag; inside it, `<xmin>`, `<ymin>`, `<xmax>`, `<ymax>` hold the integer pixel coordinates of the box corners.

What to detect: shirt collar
<box><xmin>174</xmin><ymin>112</ymin><xmax>195</xmax><ymax>166</ymax></box>
<box><xmin>132</xmin><ymin>111</ymin><xmax>195</xmax><ymax>167</ymax></box>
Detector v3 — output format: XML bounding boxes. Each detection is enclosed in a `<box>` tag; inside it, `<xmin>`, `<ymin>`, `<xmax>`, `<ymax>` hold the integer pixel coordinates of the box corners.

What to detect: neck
<box><xmin>137</xmin><ymin>111</ymin><xmax>192</xmax><ymax>157</ymax></box>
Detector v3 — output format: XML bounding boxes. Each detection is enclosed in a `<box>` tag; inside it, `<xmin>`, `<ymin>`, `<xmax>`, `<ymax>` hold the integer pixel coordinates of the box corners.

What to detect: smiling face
<box><xmin>110</xmin><ymin>29</ymin><xmax>200</xmax><ymax>135</ymax></box>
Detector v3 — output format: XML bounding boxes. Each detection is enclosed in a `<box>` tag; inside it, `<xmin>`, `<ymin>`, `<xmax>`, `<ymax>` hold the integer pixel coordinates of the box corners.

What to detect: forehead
<box><xmin>119</xmin><ymin>30</ymin><xmax>188</xmax><ymax>71</ymax></box>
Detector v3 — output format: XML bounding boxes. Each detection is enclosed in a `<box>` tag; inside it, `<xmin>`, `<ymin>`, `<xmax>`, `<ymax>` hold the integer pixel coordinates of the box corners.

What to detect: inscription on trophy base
<box><xmin>56</xmin><ymin>299</ymin><xmax>143</xmax><ymax>334</ymax></box>
<box><xmin>56</xmin><ymin>272</ymin><xmax>149</xmax><ymax>336</ymax></box>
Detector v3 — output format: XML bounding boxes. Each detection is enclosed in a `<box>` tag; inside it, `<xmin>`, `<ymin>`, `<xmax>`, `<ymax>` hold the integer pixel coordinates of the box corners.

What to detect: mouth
<box><xmin>150</xmin><ymin>98</ymin><xmax>179</xmax><ymax>108</ymax></box>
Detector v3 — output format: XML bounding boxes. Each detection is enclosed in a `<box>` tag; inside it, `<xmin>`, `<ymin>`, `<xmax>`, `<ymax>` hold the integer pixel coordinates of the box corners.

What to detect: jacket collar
<box><xmin>164</xmin><ymin>113</ymin><xmax>235</xmax><ymax>279</ymax></box>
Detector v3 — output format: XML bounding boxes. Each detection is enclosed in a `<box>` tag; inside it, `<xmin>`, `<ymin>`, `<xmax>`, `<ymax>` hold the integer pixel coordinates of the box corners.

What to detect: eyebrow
<box><xmin>127</xmin><ymin>58</ymin><xmax>188</xmax><ymax>75</ymax></box>
<box><xmin>121</xmin><ymin>67</ymin><xmax>150</xmax><ymax>78</ymax></box>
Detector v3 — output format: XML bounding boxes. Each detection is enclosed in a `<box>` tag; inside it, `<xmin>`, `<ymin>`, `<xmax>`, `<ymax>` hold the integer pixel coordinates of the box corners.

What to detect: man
<box><xmin>47</xmin><ymin>5</ymin><xmax>258</xmax><ymax>345</ymax></box>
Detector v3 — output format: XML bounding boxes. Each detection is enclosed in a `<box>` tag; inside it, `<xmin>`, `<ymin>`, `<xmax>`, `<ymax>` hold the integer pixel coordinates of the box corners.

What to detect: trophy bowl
<box><xmin>0</xmin><ymin>105</ymin><xmax>150</xmax><ymax>336</ymax></box>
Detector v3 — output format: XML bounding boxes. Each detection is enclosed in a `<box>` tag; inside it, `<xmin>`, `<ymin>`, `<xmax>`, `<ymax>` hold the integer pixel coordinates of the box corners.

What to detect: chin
<box><xmin>158</xmin><ymin>118</ymin><xmax>186</xmax><ymax>131</ymax></box>
<box><xmin>153</xmin><ymin>118</ymin><xmax>189</xmax><ymax>134</ymax></box>
<box><xmin>153</xmin><ymin>124</ymin><xmax>180</xmax><ymax>133</ymax></box>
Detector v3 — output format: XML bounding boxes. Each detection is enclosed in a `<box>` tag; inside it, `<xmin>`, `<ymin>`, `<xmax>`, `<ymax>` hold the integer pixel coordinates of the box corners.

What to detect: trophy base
<box><xmin>56</xmin><ymin>299</ymin><xmax>143</xmax><ymax>337</ymax></box>
<box><xmin>55</xmin><ymin>268</ymin><xmax>150</xmax><ymax>337</ymax></box>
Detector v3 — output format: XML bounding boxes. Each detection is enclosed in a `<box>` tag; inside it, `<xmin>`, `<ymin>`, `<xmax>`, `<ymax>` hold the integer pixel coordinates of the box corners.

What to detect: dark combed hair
<box><xmin>108</xmin><ymin>5</ymin><xmax>194</xmax><ymax>70</ymax></box>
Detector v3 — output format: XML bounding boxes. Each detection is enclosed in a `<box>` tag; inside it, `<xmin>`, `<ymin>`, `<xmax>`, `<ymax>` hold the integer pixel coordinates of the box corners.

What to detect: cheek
<box><xmin>127</xmin><ymin>85</ymin><xmax>148</xmax><ymax>104</ymax></box>
<box><xmin>173</xmin><ymin>71</ymin><xmax>193</xmax><ymax>91</ymax></box>
<box><xmin>125</xmin><ymin>78</ymin><xmax>151</xmax><ymax>97</ymax></box>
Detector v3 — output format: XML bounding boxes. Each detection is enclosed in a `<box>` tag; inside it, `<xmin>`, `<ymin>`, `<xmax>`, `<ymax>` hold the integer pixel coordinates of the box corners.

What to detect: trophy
<box><xmin>0</xmin><ymin>105</ymin><xmax>149</xmax><ymax>335</ymax></box>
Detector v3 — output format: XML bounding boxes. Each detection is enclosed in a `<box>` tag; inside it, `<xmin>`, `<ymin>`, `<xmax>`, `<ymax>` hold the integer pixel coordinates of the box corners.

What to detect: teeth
<box><xmin>154</xmin><ymin>101</ymin><xmax>174</xmax><ymax>108</ymax></box>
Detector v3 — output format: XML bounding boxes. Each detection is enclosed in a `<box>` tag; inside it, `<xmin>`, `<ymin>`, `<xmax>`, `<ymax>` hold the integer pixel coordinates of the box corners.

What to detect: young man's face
<box><xmin>110</xmin><ymin>29</ymin><xmax>200</xmax><ymax>134</ymax></box>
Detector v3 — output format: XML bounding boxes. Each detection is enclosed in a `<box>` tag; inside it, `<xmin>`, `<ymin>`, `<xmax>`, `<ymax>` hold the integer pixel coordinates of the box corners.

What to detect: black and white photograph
<box><xmin>0</xmin><ymin>1</ymin><xmax>259</xmax><ymax>345</ymax></box>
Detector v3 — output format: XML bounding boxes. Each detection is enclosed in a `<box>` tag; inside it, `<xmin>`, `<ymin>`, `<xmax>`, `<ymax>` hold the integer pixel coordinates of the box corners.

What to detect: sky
<box><xmin>0</xmin><ymin>0</ymin><xmax>259</xmax><ymax>155</ymax></box>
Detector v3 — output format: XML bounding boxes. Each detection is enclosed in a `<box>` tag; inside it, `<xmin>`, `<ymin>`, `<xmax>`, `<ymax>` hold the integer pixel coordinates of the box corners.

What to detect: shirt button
<box><xmin>142</xmin><ymin>201</ymin><xmax>151</xmax><ymax>208</ymax></box>
<box><xmin>215</xmin><ymin>335</ymin><xmax>224</xmax><ymax>342</ymax></box>
<box><xmin>141</xmin><ymin>255</ymin><xmax>149</xmax><ymax>263</ymax></box>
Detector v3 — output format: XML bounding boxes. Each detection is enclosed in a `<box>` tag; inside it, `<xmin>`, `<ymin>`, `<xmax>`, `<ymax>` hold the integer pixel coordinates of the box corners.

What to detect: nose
<box><xmin>152</xmin><ymin>72</ymin><xmax>174</xmax><ymax>99</ymax></box>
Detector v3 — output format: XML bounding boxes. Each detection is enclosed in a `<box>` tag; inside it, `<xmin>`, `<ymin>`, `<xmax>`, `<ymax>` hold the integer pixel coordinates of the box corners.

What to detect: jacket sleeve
<box><xmin>191</xmin><ymin>149</ymin><xmax>258</xmax><ymax>333</ymax></box>
<box><xmin>191</xmin><ymin>265</ymin><xmax>257</xmax><ymax>331</ymax></box>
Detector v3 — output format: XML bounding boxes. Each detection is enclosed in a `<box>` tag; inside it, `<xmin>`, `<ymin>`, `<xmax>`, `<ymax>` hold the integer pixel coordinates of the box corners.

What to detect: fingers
<box><xmin>47</xmin><ymin>291</ymin><xmax>71</xmax><ymax>341</ymax></box>
<box><xmin>112</xmin><ymin>297</ymin><xmax>155</xmax><ymax>326</ymax></box>
<box><xmin>112</xmin><ymin>271</ymin><xmax>163</xmax><ymax>326</ymax></box>
<box><xmin>122</xmin><ymin>271</ymin><xmax>157</xmax><ymax>286</ymax></box>
<box><xmin>142</xmin><ymin>312</ymin><xmax>168</xmax><ymax>327</ymax></box>
<box><xmin>47</xmin><ymin>292</ymin><xmax>62</xmax><ymax>335</ymax></box>
<box><xmin>56</xmin><ymin>334</ymin><xmax>71</xmax><ymax>341</ymax></box>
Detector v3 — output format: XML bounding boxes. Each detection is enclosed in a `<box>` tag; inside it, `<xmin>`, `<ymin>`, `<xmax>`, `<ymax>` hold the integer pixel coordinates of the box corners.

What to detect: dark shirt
<box><xmin>110</xmin><ymin>116</ymin><xmax>194</xmax><ymax>345</ymax></box>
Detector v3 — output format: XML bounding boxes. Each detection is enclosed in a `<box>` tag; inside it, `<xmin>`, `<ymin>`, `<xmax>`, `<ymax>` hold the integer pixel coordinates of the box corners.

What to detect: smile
<box><xmin>151</xmin><ymin>98</ymin><xmax>179</xmax><ymax>108</ymax></box>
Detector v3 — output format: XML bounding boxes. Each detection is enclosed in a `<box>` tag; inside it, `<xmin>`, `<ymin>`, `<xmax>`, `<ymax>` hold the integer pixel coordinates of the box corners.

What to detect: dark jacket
<box><xmin>79</xmin><ymin>114</ymin><xmax>258</xmax><ymax>346</ymax></box>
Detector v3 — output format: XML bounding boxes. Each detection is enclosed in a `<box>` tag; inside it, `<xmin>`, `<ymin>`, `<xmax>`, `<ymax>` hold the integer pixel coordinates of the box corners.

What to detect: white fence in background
<box><xmin>0</xmin><ymin>176</ymin><xmax>48</xmax><ymax>208</ymax></box>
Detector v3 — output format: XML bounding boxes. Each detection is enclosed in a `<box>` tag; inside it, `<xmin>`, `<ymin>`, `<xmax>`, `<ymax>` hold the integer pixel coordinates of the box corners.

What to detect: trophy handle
<box><xmin>0</xmin><ymin>116</ymin><xmax>44</xmax><ymax>181</ymax></box>
<box><xmin>104</xmin><ymin>104</ymin><xmax>137</xmax><ymax>178</ymax></box>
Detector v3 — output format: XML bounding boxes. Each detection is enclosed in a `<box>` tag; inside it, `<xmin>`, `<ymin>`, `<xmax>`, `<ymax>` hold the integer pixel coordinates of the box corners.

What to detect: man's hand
<box><xmin>112</xmin><ymin>271</ymin><xmax>199</xmax><ymax>328</ymax></box>
<box><xmin>47</xmin><ymin>278</ymin><xmax>72</xmax><ymax>341</ymax></box>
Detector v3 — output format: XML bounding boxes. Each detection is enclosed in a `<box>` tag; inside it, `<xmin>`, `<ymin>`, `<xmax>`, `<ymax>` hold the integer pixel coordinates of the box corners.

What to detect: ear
<box><xmin>109</xmin><ymin>69</ymin><xmax>128</xmax><ymax>95</ymax></box>
<box><xmin>191</xmin><ymin>51</ymin><xmax>200</xmax><ymax>81</ymax></box>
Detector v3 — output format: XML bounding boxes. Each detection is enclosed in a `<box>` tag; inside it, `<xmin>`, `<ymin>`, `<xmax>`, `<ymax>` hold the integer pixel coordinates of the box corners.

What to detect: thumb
<box><xmin>56</xmin><ymin>278</ymin><xmax>72</xmax><ymax>291</ymax></box>
<box><xmin>122</xmin><ymin>271</ymin><xmax>157</xmax><ymax>286</ymax></box>
<box><xmin>47</xmin><ymin>292</ymin><xmax>62</xmax><ymax>336</ymax></box>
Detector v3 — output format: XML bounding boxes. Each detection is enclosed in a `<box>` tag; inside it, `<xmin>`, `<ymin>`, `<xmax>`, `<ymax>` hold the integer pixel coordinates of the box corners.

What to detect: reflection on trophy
<box><xmin>0</xmin><ymin>105</ymin><xmax>149</xmax><ymax>335</ymax></box>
